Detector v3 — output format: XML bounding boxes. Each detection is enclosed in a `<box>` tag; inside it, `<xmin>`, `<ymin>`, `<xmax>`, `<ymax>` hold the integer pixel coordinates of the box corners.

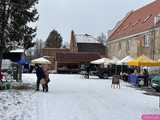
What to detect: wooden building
<box><xmin>42</xmin><ymin>31</ymin><xmax>105</xmax><ymax>72</ymax></box>
<box><xmin>70</xmin><ymin>31</ymin><xmax>106</xmax><ymax>56</ymax></box>
<box><xmin>41</xmin><ymin>48</ymin><xmax>70</xmax><ymax>70</ymax></box>
<box><xmin>56</xmin><ymin>52</ymin><xmax>101</xmax><ymax>73</ymax></box>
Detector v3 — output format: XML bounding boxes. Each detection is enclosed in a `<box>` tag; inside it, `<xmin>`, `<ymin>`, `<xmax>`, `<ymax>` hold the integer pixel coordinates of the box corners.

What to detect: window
<box><xmin>143</xmin><ymin>14</ymin><xmax>152</xmax><ymax>23</ymax></box>
<box><xmin>132</xmin><ymin>21</ymin><xmax>138</xmax><ymax>27</ymax></box>
<box><xmin>154</xmin><ymin>15</ymin><xmax>160</xmax><ymax>25</ymax></box>
<box><xmin>123</xmin><ymin>24</ymin><xmax>129</xmax><ymax>30</ymax></box>
<box><xmin>126</xmin><ymin>40</ymin><xmax>131</xmax><ymax>51</ymax></box>
<box><xmin>144</xmin><ymin>33</ymin><xmax>150</xmax><ymax>47</ymax></box>
<box><xmin>118</xmin><ymin>42</ymin><xmax>121</xmax><ymax>50</ymax></box>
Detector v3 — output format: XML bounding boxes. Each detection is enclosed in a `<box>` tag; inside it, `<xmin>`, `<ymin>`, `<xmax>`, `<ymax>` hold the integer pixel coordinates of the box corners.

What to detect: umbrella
<box><xmin>17</xmin><ymin>58</ymin><xmax>29</xmax><ymax>65</ymax></box>
<box><xmin>128</xmin><ymin>55</ymin><xmax>160</xmax><ymax>67</ymax></box>
<box><xmin>31</xmin><ymin>57</ymin><xmax>51</xmax><ymax>64</ymax></box>
<box><xmin>91</xmin><ymin>58</ymin><xmax>112</xmax><ymax>64</ymax></box>
<box><xmin>117</xmin><ymin>56</ymin><xmax>134</xmax><ymax>65</ymax></box>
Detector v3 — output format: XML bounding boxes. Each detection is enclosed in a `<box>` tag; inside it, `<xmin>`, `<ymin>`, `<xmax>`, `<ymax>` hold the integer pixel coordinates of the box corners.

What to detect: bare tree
<box><xmin>97</xmin><ymin>33</ymin><xmax>107</xmax><ymax>45</ymax></box>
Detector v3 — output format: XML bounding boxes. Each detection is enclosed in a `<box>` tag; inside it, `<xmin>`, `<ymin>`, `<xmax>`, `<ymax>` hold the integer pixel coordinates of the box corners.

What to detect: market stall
<box><xmin>127</xmin><ymin>55</ymin><xmax>160</xmax><ymax>86</ymax></box>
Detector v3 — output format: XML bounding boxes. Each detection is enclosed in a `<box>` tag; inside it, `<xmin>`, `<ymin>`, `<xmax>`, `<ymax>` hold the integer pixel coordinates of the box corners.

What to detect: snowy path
<box><xmin>22</xmin><ymin>74</ymin><xmax>160</xmax><ymax>120</ymax></box>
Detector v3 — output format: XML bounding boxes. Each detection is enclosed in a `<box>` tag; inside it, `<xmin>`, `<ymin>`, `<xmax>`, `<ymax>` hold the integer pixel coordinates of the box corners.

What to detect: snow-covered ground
<box><xmin>0</xmin><ymin>74</ymin><xmax>160</xmax><ymax>120</ymax></box>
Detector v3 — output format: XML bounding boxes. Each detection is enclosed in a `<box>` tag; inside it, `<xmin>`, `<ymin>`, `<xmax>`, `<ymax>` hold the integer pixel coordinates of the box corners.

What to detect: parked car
<box><xmin>151</xmin><ymin>75</ymin><xmax>160</xmax><ymax>92</ymax></box>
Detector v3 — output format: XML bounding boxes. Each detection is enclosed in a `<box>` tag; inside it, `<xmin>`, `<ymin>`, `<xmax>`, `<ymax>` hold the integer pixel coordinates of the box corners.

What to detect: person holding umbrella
<box><xmin>32</xmin><ymin>57</ymin><xmax>51</xmax><ymax>91</ymax></box>
<box><xmin>35</xmin><ymin>64</ymin><xmax>45</xmax><ymax>91</ymax></box>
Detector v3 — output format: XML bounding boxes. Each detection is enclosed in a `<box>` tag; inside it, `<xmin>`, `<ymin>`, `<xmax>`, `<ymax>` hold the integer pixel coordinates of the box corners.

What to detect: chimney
<box><xmin>70</xmin><ymin>30</ymin><xmax>78</xmax><ymax>52</ymax></box>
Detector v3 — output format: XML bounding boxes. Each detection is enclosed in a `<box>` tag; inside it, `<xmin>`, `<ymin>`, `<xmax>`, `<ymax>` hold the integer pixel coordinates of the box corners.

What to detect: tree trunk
<box><xmin>0</xmin><ymin>0</ymin><xmax>7</xmax><ymax>69</ymax></box>
<box><xmin>0</xmin><ymin>51</ymin><xmax>3</xmax><ymax>69</ymax></box>
<box><xmin>0</xmin><ymin>47</ymin><xmax>5</xmax><ymax>69</ymax></box>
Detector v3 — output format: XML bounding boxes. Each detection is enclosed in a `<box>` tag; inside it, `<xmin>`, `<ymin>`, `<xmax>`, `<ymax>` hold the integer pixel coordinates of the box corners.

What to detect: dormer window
<box><xmin>132</xmin><ymin>21</ymin><xmax>138</xmax><ymax>27</ymax></box>
<box><xmin>123</xmin><ymin>24</ymin><xmax>129</xmax><ymax>30</ymax></box>
<box><xmin>143</xmin><ymin>14</ymin><xmax>152</xmax><ymax>23</ymax></box>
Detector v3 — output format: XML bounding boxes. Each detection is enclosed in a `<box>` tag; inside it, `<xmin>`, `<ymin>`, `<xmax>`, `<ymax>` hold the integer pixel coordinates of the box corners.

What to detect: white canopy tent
<box><xmin>90</xmin><ymin>58</ymin><xmax>112</xmax><ymax>65</ymax></box>
<box><xmin>110</xmin><ymin>57</ymin><xmax>120</xmax><ymax>65</ymax></box>
<box><xmin>31</xmin><ymin>57</ymin><xmax>51</xmax><ymax>64</ymax></box>
<box><xmin>117</xmin><ymin>56</ymin><xmax>134</xmax><ymax>65</ymax></box>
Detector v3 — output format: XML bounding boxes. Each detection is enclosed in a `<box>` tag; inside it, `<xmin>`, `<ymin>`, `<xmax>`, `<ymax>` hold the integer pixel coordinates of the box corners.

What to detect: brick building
<box><xmin>70</xmin><ymin>30</ymin><xmax>105</xmax><ymax>56</ymax></box>
<box><xmin>107</xmin><ymin>0</ymin><xmax>160</xmax><ymax>60</ymax></box>
<box><xmin>42</xmin><ymin>31</ymin><xmax>103</xmax><ymax>72</ymax></box>
<box><xmin>56</xmin><ymin>52</ymin><xmax>101</xmax><ymax>73</ymax></box>
<box><xmin>41</xmin><ymin>48</ymin><xmax>70</xmax><ymax>70</ymax></box>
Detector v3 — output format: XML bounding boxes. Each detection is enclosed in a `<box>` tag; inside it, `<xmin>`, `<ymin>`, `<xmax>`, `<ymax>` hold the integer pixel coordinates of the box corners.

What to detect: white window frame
<box><xmin>126</xmin><ymin>40</ymin><xmax>131</xmax><ymax>51</ymax></box>
<box><xmin>154</xmin><ymin>15</ymin><xmax>160</xmax><ymax>25</ymax></box>
<box><xmin>144</xmin><ymin>33</ymin><xmax>150</xmax><ymax>47</ymax></box>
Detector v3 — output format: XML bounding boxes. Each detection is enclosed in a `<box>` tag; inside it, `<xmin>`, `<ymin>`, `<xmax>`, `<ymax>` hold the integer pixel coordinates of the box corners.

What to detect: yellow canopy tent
<box><xmin>128</xmin><ymin>55</ymin><xmax>160</xmax><ymax>67</ymax></box>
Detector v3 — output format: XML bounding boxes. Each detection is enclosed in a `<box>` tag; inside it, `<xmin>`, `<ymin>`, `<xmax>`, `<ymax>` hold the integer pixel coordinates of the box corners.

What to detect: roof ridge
<box><xmin>134</xmin><ymin>0</ymin><xmax>158</xmax><ymax>12</ymax></box>
<box><xmin>108</xmin><ymin>11</ymin><xmax>133</xmax><ymax>40</ymax></box>
<box><xmin>108</xmin><ymin>0</ymin><xmax>160</xmax><ymax>41</ymax></box>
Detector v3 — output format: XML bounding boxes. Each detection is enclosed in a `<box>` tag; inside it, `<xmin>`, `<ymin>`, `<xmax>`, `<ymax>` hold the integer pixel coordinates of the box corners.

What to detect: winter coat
<box><xmin>35</xmin><ymin>67</ymin><xmax>45</xmax><ymax>80</ymax></box>
<box><xmin>43</xmin><ymin>68</ymin><xmax>50</xmax><ymax>83</ymax></box>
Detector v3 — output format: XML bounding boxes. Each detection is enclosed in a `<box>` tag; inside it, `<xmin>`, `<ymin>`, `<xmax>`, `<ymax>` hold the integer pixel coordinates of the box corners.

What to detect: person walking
<box><xmin>43</xmin><ymin>66</ymin><xmax>50</xmax><ymax>92</ymax></box>
<box><xmin>0</xmin><ymin>69</ymin><xmax>3</xmax><ymax>81</ymax></box>
<box><xmin>35</xmin><ymin>64</ymin><xmax>45</xmax><ymax>91</ymax></box>
<box><xmin>0</xmin><ymin>69</ymin><xmax>3</xmax><ymax>90</ymax></box>
<box><xmin>143</xmin><ymin>69</ymin><xmax>149</xmax><ymax>87</ymax></box>
<box><xmin>85</xmin><ymin>64</ymin><xmax>90</xmax><ymax>79</ymax></box>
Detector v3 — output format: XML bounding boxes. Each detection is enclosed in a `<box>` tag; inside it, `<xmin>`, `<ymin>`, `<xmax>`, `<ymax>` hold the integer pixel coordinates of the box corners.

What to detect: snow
<box><xmin>0</xmin><ymin>90</ymin><xmax>37</xmax><ymax>120</ymax></box>
<box><xmin>10</xmin><ymin>49</ymin><xmax>24</xmax><ymax>53</ymax></box>
<box><xmin>0</xmin><ymin>74</ymin><xmax>160</xmax><ymax>120</ymax></box>
<box><xmin>75</xmin><ymin>34</ymin><xmax>100</xmax><ymax>43</ymax></box>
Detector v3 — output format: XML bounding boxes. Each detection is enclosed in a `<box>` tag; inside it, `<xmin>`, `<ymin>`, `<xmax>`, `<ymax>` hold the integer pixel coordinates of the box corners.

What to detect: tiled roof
<box><xmin>42</xmin><ymin>48</ymin><xmax>70</xmax><ymax>51</ymax></box>
<box><xmin>56</xmin><ymin>52</ymin><xmax>101</xmax><ymax>63</ymax></box>
<box><xmin>108</xmin><ymin>0</ymin><xmax>160</xmax><ymax>41</ymax></box>
<box><xmin>42</xmin><ymin>48</ymin><xmax>70</xmax><ymax>56</ymax></box>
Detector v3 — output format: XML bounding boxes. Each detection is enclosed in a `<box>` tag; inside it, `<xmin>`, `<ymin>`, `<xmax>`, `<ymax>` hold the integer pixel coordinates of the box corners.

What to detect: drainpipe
<box><xmin>153</xmin><ymin>27</ymin><xmax>156</xmax><ymax>60</ymax></box>
<box><xmin>151</xmin><ymin>27</ymin><xmax>156</xmax><ymax>60</ymax></box>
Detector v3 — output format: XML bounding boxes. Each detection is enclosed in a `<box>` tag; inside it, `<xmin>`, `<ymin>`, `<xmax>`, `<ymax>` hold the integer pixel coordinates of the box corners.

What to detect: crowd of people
<box><xmin>121</xmin><ymin>67</ymin><xmax>149</xmax><ymax>87</ymax></box>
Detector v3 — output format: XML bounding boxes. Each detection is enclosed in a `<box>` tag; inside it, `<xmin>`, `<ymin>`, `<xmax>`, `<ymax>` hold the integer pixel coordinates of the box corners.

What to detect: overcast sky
<box><xmin>36</xmin><ymin>0</ymin><xmax>154</xmax><ymax>44</ymax></box>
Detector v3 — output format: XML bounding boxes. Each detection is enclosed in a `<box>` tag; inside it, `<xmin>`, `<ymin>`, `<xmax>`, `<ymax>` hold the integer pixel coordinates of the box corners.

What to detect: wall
<box><xmin>41</xmin><ymin>48</ymin><xmax>70</xmax><ymax>70</ymax></box>
<box><xmin>107</xmin><ymin>37</ymin><xmax>138</xmax><ymax>59</ymax></box>
<box><xmin>154</xmin><ymin>27</ymin><xmax>160</xmax><ymax>60</ymax></box>
<box><xmin>77</xmin><ymin>43</ymin><xmax>105</xmax><ymax>56</ymax></box>
<box><xmin>107</xmin><ymin>31</ymin><xmax>154</xmax><ymax>59</ymax></box>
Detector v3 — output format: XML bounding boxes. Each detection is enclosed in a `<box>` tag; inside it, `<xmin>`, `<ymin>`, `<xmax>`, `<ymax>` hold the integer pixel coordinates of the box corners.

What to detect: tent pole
<box><xmin>159</xmin><ymin>96</ymin><xmax>160</xmax><ymax>108</ymax></box>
